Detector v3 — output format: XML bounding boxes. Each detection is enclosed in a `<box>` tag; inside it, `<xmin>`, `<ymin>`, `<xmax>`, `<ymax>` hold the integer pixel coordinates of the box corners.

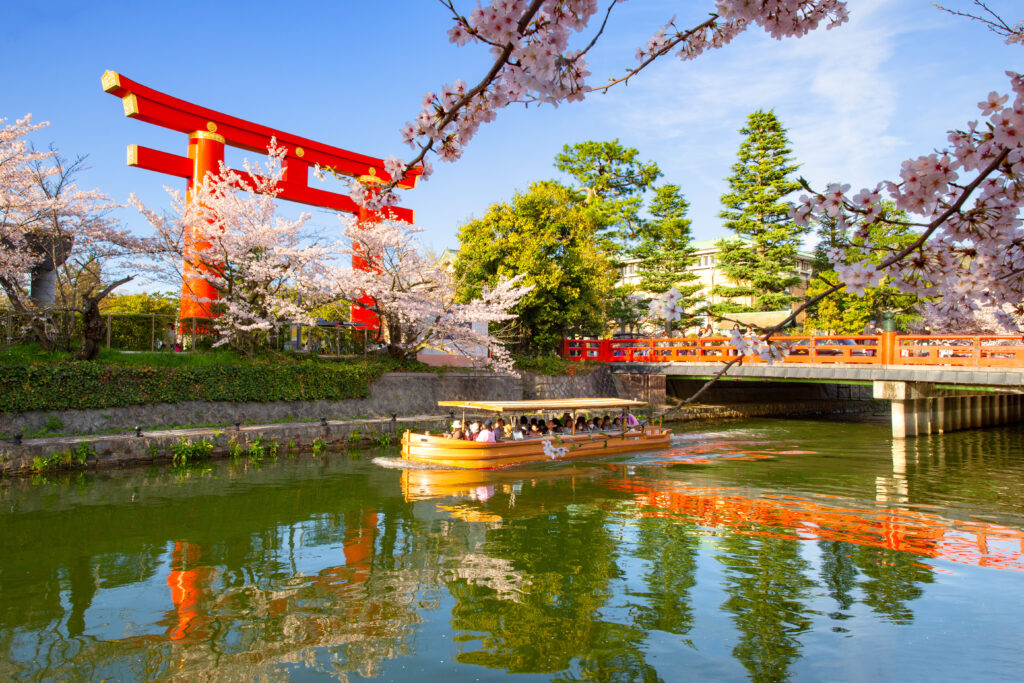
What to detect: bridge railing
<box><xmin>562</xmin><ymin>334</ymin><xmax>1024</xmax><ymax>368</ymax></box>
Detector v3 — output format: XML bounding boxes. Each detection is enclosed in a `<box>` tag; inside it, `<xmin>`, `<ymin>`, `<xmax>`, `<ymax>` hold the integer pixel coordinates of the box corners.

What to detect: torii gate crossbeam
<box><xmin>101</xmin><ymin>70</ymin><xmax>418</xmax><ymax>329</ymax></box>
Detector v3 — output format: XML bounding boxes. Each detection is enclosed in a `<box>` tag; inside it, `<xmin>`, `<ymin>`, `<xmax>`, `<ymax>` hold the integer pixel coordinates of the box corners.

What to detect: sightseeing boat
<box><xmin>400</xmin><ymin>398</ymin><xmax>673</xmax><ymax>469</ymax></box>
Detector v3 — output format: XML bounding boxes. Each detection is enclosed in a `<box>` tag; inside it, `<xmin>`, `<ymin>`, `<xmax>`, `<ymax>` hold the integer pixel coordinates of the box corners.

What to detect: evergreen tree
<box><xmin>712</xmin><ymin>110</ymin><xmax>806</xmax><ymax>314</ymax></box>
<box><xmin>555</xmin><ymin>140</ymin><xmax>661</xmax><ymax>255</ymax></box>
<box><xmin>633</xmin><ymin>184</ymin><xmax>701</xmax><ymax>330</ymax></box>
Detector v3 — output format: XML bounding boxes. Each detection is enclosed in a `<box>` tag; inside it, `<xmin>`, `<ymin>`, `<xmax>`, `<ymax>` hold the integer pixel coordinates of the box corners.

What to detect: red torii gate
<box><xmin>101</xmin><ymin>70</ymin><xmax>419</xmax><ymax>330</ymax></box>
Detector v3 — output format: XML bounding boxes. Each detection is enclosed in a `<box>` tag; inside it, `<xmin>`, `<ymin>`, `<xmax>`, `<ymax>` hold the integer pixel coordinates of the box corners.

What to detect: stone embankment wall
<box><xmin>662</xmin><ymin>377</ymin><xmax>879</xmax><ymax>422</ymax></box>
<box><xmin>0</xmin><ymin>367</ymin><xmax>621</xmax><ymax>474</ymax></box>
<box><xmin>0</xmin><ymin>372</ymin><xmax>520</xmax><ymax>437</ymax></box>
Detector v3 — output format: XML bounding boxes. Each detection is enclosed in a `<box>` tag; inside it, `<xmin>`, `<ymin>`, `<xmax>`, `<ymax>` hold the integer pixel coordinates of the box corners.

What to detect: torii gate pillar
<box><xmin>181</xmin><ymin>131</ymin><xmax>225</xmax><ymax>321</ymax></box>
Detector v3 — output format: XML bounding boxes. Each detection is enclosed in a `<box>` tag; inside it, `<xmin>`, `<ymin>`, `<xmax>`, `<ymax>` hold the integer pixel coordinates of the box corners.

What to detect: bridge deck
<box><xmin>612</xmin><ymin>362</ymin><xmax>1024</xmax><ymax>389</ymax></box>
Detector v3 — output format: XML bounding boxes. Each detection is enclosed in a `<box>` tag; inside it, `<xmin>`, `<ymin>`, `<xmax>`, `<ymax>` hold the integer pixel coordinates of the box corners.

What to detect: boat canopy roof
<box><xmin>437</xmin><ymin>398</ymin><xmax>648</xmax><ymax>413</ymax></box>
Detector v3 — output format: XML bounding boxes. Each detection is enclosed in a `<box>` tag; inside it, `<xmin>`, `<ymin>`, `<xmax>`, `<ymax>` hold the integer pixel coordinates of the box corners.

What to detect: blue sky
<box><xmin>6</xmin><ymin>0</ymin><xmax>1020</xmax><ymax>273</ymax></box>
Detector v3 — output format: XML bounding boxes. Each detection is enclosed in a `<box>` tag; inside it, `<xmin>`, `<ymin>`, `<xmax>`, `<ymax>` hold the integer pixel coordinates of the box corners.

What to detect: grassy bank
<box><xmin>0</xmin><ymin>346</ymin><xmax>414</xmax><ymax>414</ymax></box>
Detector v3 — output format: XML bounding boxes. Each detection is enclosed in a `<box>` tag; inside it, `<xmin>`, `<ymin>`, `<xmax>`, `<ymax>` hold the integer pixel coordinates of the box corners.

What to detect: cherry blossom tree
<box><xmin>1</xmin><ymin>115</ymin><xmax>143</xmax><ymax>357</ymax></box>
<box><xmin>332</xmin><ymin>213</ymin><xmax>532</xmax><ymax>372</ymax></box>
<box><xmin>130</xmin><ymin>143</ymin><xmax>337</xmax><ymax>353</ymax></box>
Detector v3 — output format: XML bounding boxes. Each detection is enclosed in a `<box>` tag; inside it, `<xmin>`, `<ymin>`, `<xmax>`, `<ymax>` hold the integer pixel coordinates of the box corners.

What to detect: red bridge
<box><xmin>562</xmin><ymin>334</ymin><xmax>1024</xmax><ymax>441</ymax></box>
<box><xmin>562</xmin><ymin>334</ymin><xmax>1024</xmax><ymax>368</ymax></box>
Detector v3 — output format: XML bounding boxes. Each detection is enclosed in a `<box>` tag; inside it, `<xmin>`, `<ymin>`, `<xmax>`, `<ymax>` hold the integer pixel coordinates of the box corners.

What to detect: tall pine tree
<box><xmin>633</xmin><ymin>184</ymin><xmax>701</xmax><ymax>330</ymax></box>
<box><xmin>712</xmin><ymin>110</ymin><xmax>805</xmax><ymax>314</ymax></box>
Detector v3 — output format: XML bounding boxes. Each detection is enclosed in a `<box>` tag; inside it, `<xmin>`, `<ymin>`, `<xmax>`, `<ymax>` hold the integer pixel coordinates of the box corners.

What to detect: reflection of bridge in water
<box><xmin>564</xmin><ymin>334</ymin><xmax>1024</xmax><ymax>440</ymax></box>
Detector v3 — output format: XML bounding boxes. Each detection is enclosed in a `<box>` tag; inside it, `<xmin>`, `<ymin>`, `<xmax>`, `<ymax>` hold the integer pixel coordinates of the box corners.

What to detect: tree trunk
<box><xmin>76</xmin><ymin>276</ymin><xmax>133</xmax><ymax>361</ymax></box>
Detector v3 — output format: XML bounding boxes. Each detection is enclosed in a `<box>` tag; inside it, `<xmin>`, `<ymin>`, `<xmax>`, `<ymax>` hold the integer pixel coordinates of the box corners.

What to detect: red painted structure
<box><xmin>101</xmin><ymin>70</ymin><xmax>419</xmax><ymax>329</ymax></box>
<box><xmin>562</xmin><ymin>334</ymin><xmax>1024</xmax><ymax>368</ymax></box>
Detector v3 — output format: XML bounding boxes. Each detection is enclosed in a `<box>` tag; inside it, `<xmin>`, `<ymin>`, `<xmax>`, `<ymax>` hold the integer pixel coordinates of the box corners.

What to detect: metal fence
<box><xmin>0</xmin><ymin>309</ymin><xmax>375</xmax><ymax>355</ymax></box>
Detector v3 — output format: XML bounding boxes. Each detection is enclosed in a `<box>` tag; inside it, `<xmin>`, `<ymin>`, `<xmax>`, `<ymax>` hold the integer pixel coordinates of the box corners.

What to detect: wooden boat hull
<box><xmin>400</xmin><ymin>427</ymin><xmax>673</xmax><ymax>469</ymax></box>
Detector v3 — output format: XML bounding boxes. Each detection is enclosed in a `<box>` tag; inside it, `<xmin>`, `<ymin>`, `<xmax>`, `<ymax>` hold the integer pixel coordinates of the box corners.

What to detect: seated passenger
<box><xmin>601</xmin><ymin>416</ymin><xmax>611</xmax><ymax>429</ymax></box>
<box><xmin>612</xmin><ymin>417</ymin><xmax>622</xmax><ymax>429</ymax></box>
<box><xmin>451</xmin><ymin>428</ymin><xmax>464</xmax><ymax>440</ymax></box>
<box><xmin>529</xmin><ymin>423</ymin><xmax>542</xmax><ymax>437</ymax></box>
<box><xmin>476</xmin><ymin>422</ymin><xmax>496</xmax><ymax>443</ymax></box>
<box><xmin>575</xmin><ymin>416</ymin><xmax>587</xmax><ymax>432</ymax></box>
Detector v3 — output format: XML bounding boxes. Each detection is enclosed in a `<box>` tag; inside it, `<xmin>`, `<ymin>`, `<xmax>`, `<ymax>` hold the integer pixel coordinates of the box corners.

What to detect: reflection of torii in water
<box><xmin>166</xmin><ymin>541</ymin><xmax>213</xmax><ymax>642</ymax></box>
<box><xmin>162</xmin><ymin>510</ymin><xmax>381</xmax><ymax>644</ymax></box>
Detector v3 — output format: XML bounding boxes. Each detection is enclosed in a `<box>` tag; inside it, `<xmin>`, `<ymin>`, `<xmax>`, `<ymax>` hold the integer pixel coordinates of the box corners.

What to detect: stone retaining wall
<box><xmin>0</xmin><ymin>414</ymin><xmax>453</xmax><ymax>475</ymax></box>
<box><xmin>0</xmin><ymin>372</ymin><xmax>524</xmax><ymax>437</ymax></box>
<box><xmin>663</xmin><ymin>399</ymin><xmax>881</xmax><ymax>423</ymax></box>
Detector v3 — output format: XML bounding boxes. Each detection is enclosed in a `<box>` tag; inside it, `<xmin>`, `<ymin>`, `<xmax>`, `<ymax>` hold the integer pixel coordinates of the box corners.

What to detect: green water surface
<box><xmin>2</xmin><ymin>415</ymin><xmax>1023</xmax><ymax>681</ymax></box>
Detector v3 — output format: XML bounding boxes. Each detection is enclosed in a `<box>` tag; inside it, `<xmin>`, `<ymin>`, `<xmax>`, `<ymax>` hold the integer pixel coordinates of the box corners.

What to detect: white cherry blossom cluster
<box><xmin>131</xmin><ymin>142</ymin><xmax>337</xmax><ymax>348</ymax></box>
<box><xmin>791</xmin><ymin>70</ymin><xmax>1024</xmax><ymax>332</ymax></box>
<box><xmin>2</xmin><ymin>115</ymin><xmax>143</xmax><ymax>314</ymax></box>
<box><xmin>729</xmin><ymin>327</ymin><xmax>787</xmax><ymax>363</ymax></box>
<box><xmin>648</xmin><ymin>287</ymin><xmax>684</xmax><ymax>323</ymax></box>
<box><xmin>333</xmin><ymin>213</ymin><xmax>532</xmax><ymax>373</ymax></box>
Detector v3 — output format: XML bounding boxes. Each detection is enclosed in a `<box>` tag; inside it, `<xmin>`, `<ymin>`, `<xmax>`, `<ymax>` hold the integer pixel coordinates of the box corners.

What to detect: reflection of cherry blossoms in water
<box><xmin>610</xmin><ymin>479</ymin><xmax>1024</xmax><ymax>574</ymax></box>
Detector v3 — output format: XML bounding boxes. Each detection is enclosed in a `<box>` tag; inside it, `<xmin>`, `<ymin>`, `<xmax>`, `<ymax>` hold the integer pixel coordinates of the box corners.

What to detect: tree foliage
<box><xmin>634</xmin><ymin>184</ymin><xmax>701</xmax><ymax>330</ymax></box>
<box><xmin>555</xmin><ymin>140</ymin><xmax>661</xmax><ymax>253</ymax></box>
<box><xmin>712</xmin><ymin>110</ymin><xmax>807</xmax><ymax>314</ymax></box>
<box><xmin>455</xmin><ymin>180</ymin><xmax>616</xmax><ymax>354</ymax></box>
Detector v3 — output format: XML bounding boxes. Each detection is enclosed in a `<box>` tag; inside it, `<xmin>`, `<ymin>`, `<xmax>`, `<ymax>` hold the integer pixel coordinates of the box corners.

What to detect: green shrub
<box><xmin>311</xmin><ymin>438</ymin><xmax>327</xmax><ymax>456</ymax></box>
<box><xmin>171</xmin><ymin>437</ymin><xmax>213</xmax><ymax>467</ymax></box>
<box><xmin>0</xmin><ymin>355</ymin><xmax>399</xmax><ymax>413</ymax></box>
<box><xmin>32</xmin><ymin>442</ymin><xmax>94</xmax><ymax>472</ymax></box>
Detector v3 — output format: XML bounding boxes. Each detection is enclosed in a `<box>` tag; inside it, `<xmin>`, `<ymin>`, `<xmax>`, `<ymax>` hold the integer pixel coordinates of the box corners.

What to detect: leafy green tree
<box><xmin>606</xmin><ymin>286</ymin><xmax>647</xmax><ymax>335</ymax></box>
<box><xmin>555</xmin><ymin>140</ymin><xmax>661</xmax><ymax>253</ymax></box>
<box><xmin>634</xmin><ymin>184</ymin><xmax>701</xmax><ymax>330</ymax></box>
<box><xmin>100</xmin><ymin>291</ymin><xmax>179</xmax><ymax>351</ymax></box>
<box><xmin>712</xmin><ymin>110</ymin><xmax>806</xmax><ymax>314</ymax></box>
<box><xmin>455</xmin><ymin>181</ymin><xmax>616</xmax><ymax>354</ymax></box>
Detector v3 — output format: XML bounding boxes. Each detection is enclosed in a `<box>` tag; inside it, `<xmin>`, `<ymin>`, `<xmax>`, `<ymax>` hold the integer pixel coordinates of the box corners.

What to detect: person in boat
<box><xmin>612</xmin><ymin>416</ymin><xmax>622</xmax><ymax>429</ymax></box>
<box><xmin>468</xmin><ymin>422</ymin><xmax>481</xmax><ymax>440</ymax></box>
<box><xmin>548</xmin><ymin>419</ymin><xmax>563</xmax><ymax>434</ymax></box>
<box><xmin>560</xmin><ymin>412</ymin><xmax>573</xmax><ymax>428</ymax></box>
<box><xmin>476</xmin><ymin>421</ymin><xmax>496</xmax><ymax>443</ymax></box>
<box><xmin>447</xmin><ymin>420</ymin><xmax>463</xmax><ymax>438</ymax></box>
<box><xmin>575</xmin><ymin>416</ymin><xmax>587</xmax><ymax>432</ymax></box>
<box><xmin>451</xmin><ymin>428</ymin><xmax>465</xmax><ymax>440</ymax></box>
<box><xmin>588</xmin><ymin>418</ymin><xmax>600</xmax><ymax>432</ymax></box>
<box><xmin>601</xmin><ymin>416</ymin><xmax>611</xmax><ymax>430</ymax></box>
<box><xmin>622</xmin><ymin>411</ymin><xmax>640</xmax><ymax>429</ymax></box>
<box><xmin>519</xmin><ymin>416</ymin><xmax>530</xmax><ymax>433</ymax></box>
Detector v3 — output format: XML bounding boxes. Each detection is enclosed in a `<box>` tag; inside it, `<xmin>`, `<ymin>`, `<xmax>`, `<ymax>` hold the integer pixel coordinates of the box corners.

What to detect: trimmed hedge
<box><xmin>0</xmin><ymin>359</ymin><xmax>394</xmax><ymax>413</ymax></box>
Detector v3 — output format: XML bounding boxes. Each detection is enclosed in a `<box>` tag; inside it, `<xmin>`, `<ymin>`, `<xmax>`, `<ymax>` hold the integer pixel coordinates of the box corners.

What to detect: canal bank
<box><xmin>1</xmin><ymin>367</ymin><xmax>881</xmax><ymax>475</ymax></box>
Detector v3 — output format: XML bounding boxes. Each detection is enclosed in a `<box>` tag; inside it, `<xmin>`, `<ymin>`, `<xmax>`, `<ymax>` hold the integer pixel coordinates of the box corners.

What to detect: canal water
<box><xmin>2</xmin><ymin>415</ymin><xmax>1023</xmax><ymax>681</ymax></box>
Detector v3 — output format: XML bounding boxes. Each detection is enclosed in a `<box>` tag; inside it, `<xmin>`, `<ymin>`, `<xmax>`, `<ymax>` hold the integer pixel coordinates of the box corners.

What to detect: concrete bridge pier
<box><xmin>875</xmin><ymin>381</ymin><xmax>1022</xmax><ymax>439</ymax></box>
